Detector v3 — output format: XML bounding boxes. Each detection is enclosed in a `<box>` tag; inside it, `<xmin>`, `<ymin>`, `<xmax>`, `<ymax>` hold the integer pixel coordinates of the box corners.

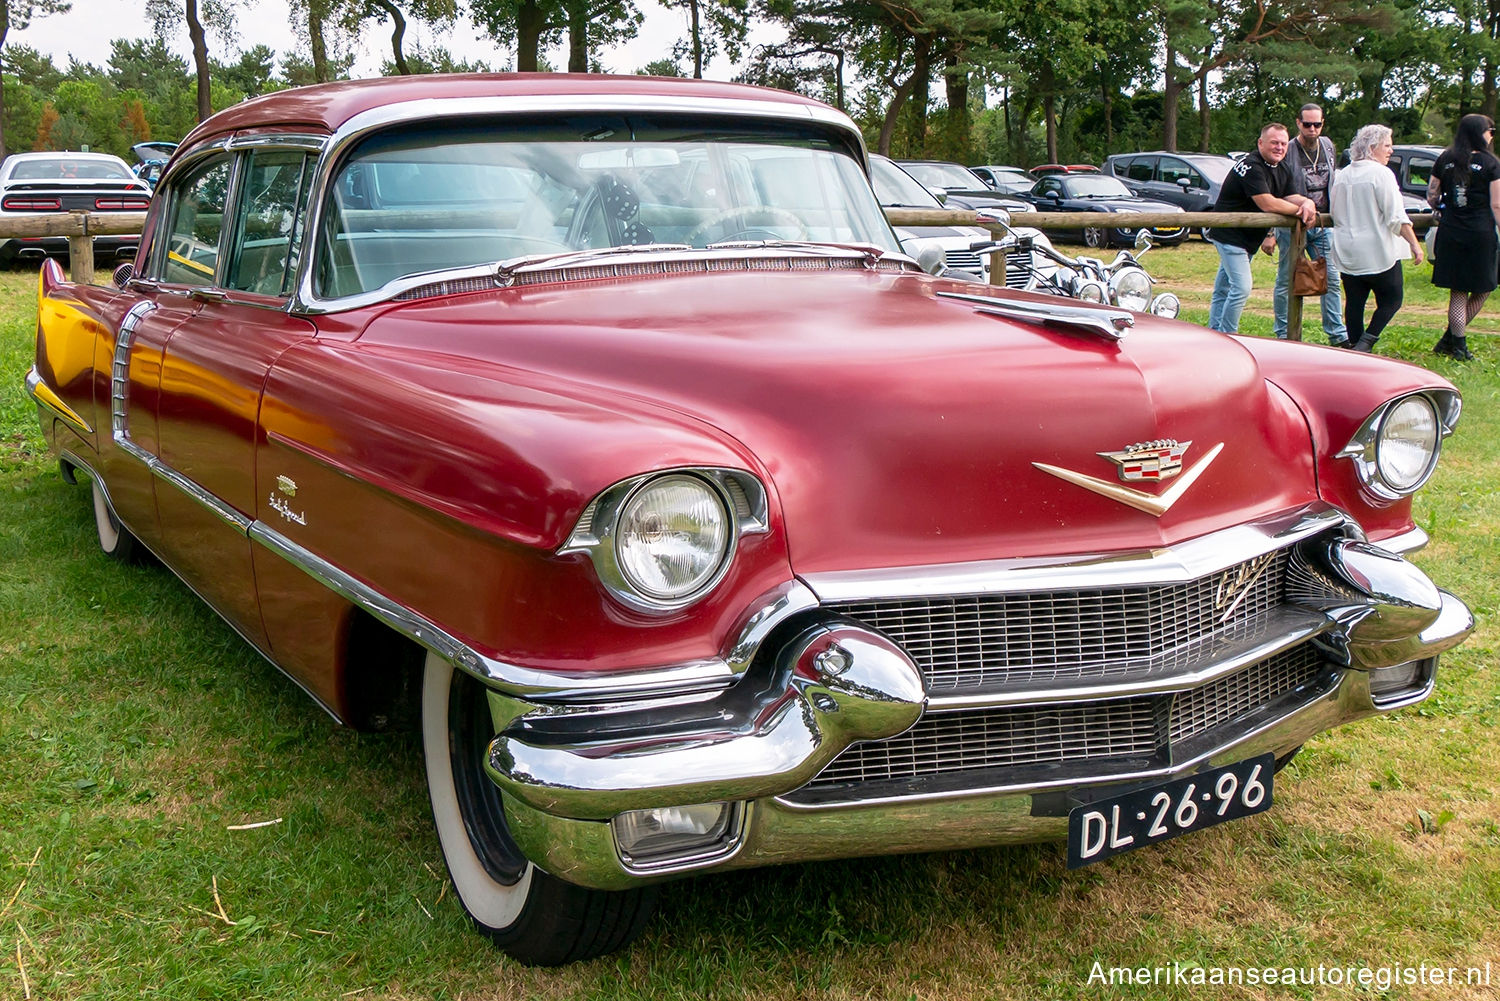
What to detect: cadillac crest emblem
<box><xmin>1100</xmin><ymin>439</ymin><xmax>1190</xmax><ymax>483</ymax></box>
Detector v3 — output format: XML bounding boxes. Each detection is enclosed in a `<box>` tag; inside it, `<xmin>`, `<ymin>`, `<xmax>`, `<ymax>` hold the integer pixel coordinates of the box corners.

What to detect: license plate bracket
<box><xmin>1067</xmin><ymin>753</ymin><xmax>1275</xmax><ymax>868</ymax></box>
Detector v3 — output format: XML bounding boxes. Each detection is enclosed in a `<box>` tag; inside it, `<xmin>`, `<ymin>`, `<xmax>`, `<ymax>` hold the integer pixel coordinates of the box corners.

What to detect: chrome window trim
<box><xmin>286</xmin><ymin>93</ymin><xmax>870</xmax><ymax>314</ymax></box>
<box><xmin>803</xmin><ymin>506</ymin><xmax>1350</xmax><ymax>604</ymax></box>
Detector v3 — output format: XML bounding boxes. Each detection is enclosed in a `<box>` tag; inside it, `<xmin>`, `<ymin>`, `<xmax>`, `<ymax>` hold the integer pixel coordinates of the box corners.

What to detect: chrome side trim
<box><xmin>25</xmin><ymin>366</ymin><xmax>93</xmax><ymax>437</ymax></box>
<box><xmin>289</xmin><ymin>92</ymin><xmax>871</xmax><ymax>314</ymax></box>
<box><xmin>803</xmin><ymin>506</ymin><xmax>1349</xmax><ymax>603</ymax></box>
<box><xmin>150</xmin><ymin>462</ymin><xmax>253</xmax><ymax>534</ymax></box>
<box><xmin>247</xmin><ymin>519</ymin><xmax>810</xmax><ymax>701</ymax></box>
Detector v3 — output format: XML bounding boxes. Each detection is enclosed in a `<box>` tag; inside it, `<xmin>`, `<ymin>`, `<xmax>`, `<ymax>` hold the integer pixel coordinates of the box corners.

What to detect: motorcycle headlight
<box><xmin>615</xmin><ymin>474</ymin><xmax>732</xmax><ymax>602</ymax></box>
<box><xmin>1149</xmin><ymin>292</ymin><xmax>1181</xmax><ymax>318</ymax></box>
<box><xmin>1110</xmin><ymin>267</ymin><xmax>1152</xmax><ymax>311</ymax></box>
<box><xmin>1338</xmin><ymin>392</ymin><xmax>1458</xmax><ymax>502</ymax></box>
<box><xmin>1074</xmin><ymin>278</ymin><xmax>1107</xmax><ymax>303</ymax></box>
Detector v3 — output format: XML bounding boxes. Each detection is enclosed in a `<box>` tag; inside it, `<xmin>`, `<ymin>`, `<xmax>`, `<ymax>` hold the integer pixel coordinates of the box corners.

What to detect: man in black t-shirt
<box><xmin>1207</xmin><ymin>123</ymin><xmax>1318</xmax><ymax>333</ymax></box>
<box><xmin>1271</xmin><ymin>103</ymin><xmax>1346</xmax><ymax>344</ymax></box>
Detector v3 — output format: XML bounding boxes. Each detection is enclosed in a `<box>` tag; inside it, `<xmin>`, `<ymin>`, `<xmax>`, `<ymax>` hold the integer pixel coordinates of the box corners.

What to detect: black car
<box><xmin>895</xmin><ymin>159</ymin><xmax>1030</xmax><ymax>214</ymax></box>
<box><xmin>1104</xmin><ymin>151</ymin><xmax>1234</xmax><ymax>214</ymax></box>
<box><xmin>1020</xmin><ymin>173</ymin><xmax>1188</xmax><ymax>247</ymax></box>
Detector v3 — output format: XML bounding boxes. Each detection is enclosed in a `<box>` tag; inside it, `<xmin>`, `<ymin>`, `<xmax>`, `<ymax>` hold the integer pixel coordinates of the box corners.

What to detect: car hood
<box><xmin>359</xmin><ymin>269</ymin><xmax>1318</xmax><ymax>573</ymax></box>
<box><xmin>1065</xmin><ymin>196</ymin><xmax>1184</xmax><ymax>213</ymax></box>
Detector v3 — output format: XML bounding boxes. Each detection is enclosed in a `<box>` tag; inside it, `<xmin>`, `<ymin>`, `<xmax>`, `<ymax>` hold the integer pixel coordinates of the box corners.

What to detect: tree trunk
<box><xmin>1198</xmin><ymin>71</ymin><xmax>1210</xmax><ymax>152</ymax></box>
<box><xmin>308</xmin><ymin>1</ymin><xmax>329</xmax><ymax>82</ymax></box>
<box><xmin>1040</xmin><ymin>62</ymin><xmax>1058</xmax><ymax>162</ymax></box>
<box><xmin>877</xmin><ymin>41</ymin><xmax>928</xmax><ymax>157</ymax></box>
<box><xmin>516</xmin><ymin>0</ymin><xmax>544</xmax><ymax>71</ymax></box>
<box><xmin>1100</xmin><ymin>72</ymin><xmax>1113</xmax><ymax>150</ymax></box>
<box><xmin>369</xmin><ymin>0</ymin><xmax>410</xmax><ymax>74</ymax></box>
<box><xmin>1162</xmin><ymin>35</ymin><xmax>1180</xmax><ymax>152</ymax></box>
<box><xmin>943</xmin><ymin>52</ymin><xmax>971</xmax><ymax>165</ymax></box>
<box><xmin>689</xmin><ymin>0</ymin><xmax>703</xmax><ymax>78</ymax></box>
<box><xmin>833</xmin><ymin>49</ymin><xmax>844</xmax><ymax>111</ymax></box>
<box><xmin>187</xmin><ymin>0</ymin><xmax>213</xmax><ymax>120</ymax></box>
<box><xmin>567</xmin><ymin>0</ymin><xmax>587</xmax><ymax>71</ymax></box>
<box><xmin>0</xmin><ymin>10</ymin><xmax>9</xmax><ymax>160</ymax></box>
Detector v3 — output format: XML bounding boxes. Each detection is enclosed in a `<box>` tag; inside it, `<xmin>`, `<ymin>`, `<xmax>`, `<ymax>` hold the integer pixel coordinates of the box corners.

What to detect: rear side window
<box><xmin>161</xmin><ymin>157</ymin><xmax>232</xmax><ymax>287</ymax></box>
<box><xmin>1126</xmin><ymin>157</ymin><xmax>1156</xmax><ymax>182</ymax></box>
<box><xmin>1407</xmin><ymin>155</ymin><xmax>1436</xmax><ymax>190</ymax></box>
<box><xmin>227</xmin><ymin>151</ymin><xmax>315</xmax><ymax>297</ymax></box>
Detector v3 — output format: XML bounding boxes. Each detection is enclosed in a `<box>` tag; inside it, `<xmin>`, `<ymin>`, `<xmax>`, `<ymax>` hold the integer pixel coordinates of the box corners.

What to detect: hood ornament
<box><xmin>1033</xmin><ymin>441</ymin><xmax>1224</xmax><ymax>517</ymax></box>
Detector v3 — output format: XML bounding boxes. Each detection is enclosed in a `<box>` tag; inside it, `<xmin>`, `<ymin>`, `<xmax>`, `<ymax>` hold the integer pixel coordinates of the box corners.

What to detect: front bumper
<box><xmin>484</xmin><ymin>512</ymin><xmax>1474</xmax><ymax>889</ymax></box>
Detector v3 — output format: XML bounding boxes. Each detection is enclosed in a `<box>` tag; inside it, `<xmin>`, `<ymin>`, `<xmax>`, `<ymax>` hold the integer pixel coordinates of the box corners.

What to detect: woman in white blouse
<box><xmin>1330</xmin><ymin>124</ymin><xmax>1425</xmax><ymax>352</ymax></box>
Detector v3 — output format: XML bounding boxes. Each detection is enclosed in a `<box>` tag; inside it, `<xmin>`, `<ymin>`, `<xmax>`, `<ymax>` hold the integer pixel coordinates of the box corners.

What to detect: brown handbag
<box><xmin>1293</xmin><ymin>256</ymin><xmax>1328</xmax><ymax>296</ymax></box>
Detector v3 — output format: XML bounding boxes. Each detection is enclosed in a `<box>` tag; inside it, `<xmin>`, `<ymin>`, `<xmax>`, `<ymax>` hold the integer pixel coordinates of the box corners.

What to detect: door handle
<box><xmin>190</xmin><ymin>288</ymin><xmax>229</xmax><ymax>303</ymax></box>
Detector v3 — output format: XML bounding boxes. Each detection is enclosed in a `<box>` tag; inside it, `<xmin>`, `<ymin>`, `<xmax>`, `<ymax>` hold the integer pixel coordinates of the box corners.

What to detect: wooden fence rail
<box><xmin>0</xmin><ymin>206</ymin><xmax>1423</xmax><ymax>340</ymax></box>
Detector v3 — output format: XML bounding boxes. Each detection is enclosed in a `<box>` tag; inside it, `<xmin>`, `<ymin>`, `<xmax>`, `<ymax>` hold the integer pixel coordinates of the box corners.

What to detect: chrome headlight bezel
<box><xmin>1149</xmin><ymin>291</ymin><xmax>1181</xmax><ymax>318</ymax></box>
<box><xmin>562</xmin><ymin>468</ymin><xmax>769</xmax><ymax>613</ymax></box>
<box><xmin>1110</xmin><ymin>266</ymin><xmax>1152</xmax><ymax>311</ymax></box>
<box><xmin>1337</xmin><ymin>391</ymin><xmax>1461</xmax><ymax>502</ymax></box>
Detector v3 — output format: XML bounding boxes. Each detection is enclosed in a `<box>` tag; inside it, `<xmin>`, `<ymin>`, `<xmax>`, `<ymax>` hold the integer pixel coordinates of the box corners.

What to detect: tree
<box><xmin>337</xmin><ymin>0</ymin><xmax>456</xmax><ymax>75</ymax></box>
<box><xmin>147</xmin><ymin>0</ymin><xmax>240</xmax><ymax>122</ymax></box>
<box><xmin>470</xmin><ymin>0</ymin><xmax>640</xmax><ymax>73</ymax></box>
<box><xmin>1</xmin><ymin>0</ymin><xmax>71</xmax><ymax>158</ymax></box>
<box><xmin>661</xmin><ymin>0</ymin><xmax>749</xmax><ymax>78</ymax></box>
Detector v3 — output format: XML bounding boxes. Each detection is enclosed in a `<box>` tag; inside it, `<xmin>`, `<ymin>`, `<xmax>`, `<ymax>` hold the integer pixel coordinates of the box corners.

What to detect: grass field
<box><xmin>1</xmin><ymin>247</ymin><xmax>1496</xmax><ymax>1000</ymax></box>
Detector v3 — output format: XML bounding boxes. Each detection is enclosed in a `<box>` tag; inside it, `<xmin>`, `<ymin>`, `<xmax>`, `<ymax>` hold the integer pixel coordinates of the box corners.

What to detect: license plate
<box><xmin>1067</xmin><ymin>754</ymin><xmax>1274</xmax><ymax>868</ymax></box>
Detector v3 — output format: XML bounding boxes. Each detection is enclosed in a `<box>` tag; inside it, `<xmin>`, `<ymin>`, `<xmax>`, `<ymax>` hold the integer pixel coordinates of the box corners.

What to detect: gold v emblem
<box><xmin>1033</xmin><ymin>442</ymin><xmax>1225</xmax><ymax>517</ymax></box>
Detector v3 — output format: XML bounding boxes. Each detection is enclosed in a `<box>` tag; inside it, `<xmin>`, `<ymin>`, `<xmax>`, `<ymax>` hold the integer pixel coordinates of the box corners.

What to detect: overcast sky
<box><xmin>12</xmin><ymin>0</ymin><xmax>763</xmax><ymax>80</ymax></box>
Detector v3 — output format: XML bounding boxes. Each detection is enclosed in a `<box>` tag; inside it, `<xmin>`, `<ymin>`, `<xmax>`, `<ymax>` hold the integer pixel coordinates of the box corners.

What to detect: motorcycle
<box><xmin>934</xmin><ymin>222</ymin><xmax>1180</xmax><ymax>319</ymax></box>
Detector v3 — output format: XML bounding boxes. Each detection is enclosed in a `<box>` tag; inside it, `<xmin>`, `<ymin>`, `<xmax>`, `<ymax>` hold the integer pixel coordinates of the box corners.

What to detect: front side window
<box><xmin>227</xmin><ymin>151</ymin><xmax>314</xmax><ymax>296</ymax></box>
<box><xmin>1407</xmin><ymin>155</ymin><xmax>1436</xmax><ymax>190</ymax></box>
<box><xmin>162</xmin><ymin>156</ymin><xmax>232</xmax><ymax>287</ymax></box>
<box><xmin>315</xmin><ymin>116</ymin><xmax>898</xmax><ymax>299</ymax></box>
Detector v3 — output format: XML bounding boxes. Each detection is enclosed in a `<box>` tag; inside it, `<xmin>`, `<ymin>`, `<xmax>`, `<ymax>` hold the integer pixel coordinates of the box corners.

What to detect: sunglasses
<box><xmin>1299</xmin><ymin>120</ymin><xmax>1324</xmax><ymax>129</ymax></box>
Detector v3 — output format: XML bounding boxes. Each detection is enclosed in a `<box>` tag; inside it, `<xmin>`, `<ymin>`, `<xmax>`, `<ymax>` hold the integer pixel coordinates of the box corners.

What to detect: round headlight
<box><xmin>1111</xmin><ymin>267</ymin><xmax>1152</xmax><ymax>311</ymax></box>
<box><xmin>615</xmin><ymin>475</ymin><xmax>732</xmax><ymax>602</ymax></box>
<box><xmin>1149</xmin><ymin>292</ymin><xmax>1181</xmax><ymax>318</ymax></box>
<box><xmin>1375</xmin><ymin>396</ymin><xmax>1440</xmax><ymax>494</ymax></box>
<box><xmin>1075</xmin><ymin>278</ymin><xmax>1107</xmax><ymax>303</ymax></box>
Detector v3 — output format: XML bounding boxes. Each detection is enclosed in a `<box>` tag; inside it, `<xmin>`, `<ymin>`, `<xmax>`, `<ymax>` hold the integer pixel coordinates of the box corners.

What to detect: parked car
<box><xmin>0</xmin><ymin>151</ymin><xmax>151</xmax><ymax>264</ymax></box>
<box><xmin>1338</xmin><ymin>143</ymin><xmax>1438</xmax><ymax>226</ymax></box>
<box><xmin>894</xmin><ymin>159</ymin><xmax>1030</xmax><ymax>213</ymax></box>
<box><xmin>969</xmin><ymin>164</ymin><xmax>1034</xmax><ymax>194</ymax></box>
<box><xmin>870</xmin><ymin>154</ymin><xmax>1057</xmax><ymax>286</ymax></box>
<box><xmin>1104</xmin><ymin>151</ymin><xmax>1234</xmax><ymax>214</ymax></box>
<box><xmin>1029</xmin><ymin>163</ymin><xmax>1102</xmax><ymax>177</ymax></box>
<box><xmin>130</xmin><ymin>140</ymin><xmax>179</xmax><ymax>188</ymax></box>
<box><xmin>1020</xmin><ymin>172</ymin><xmax>1189</xmax><ymax>246</ymax></box>
<box><xmin>28</xmin><ymin>74</ymin><xmax>1473</xmax><ymax>966</ymax></box>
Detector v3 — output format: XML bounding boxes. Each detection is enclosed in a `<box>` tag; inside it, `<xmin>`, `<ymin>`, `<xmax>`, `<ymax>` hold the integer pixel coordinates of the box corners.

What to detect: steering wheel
<box><xmin>686</xmin><ymin>206</ymin><xmax>809</xmax><ymax>244</ymax></box>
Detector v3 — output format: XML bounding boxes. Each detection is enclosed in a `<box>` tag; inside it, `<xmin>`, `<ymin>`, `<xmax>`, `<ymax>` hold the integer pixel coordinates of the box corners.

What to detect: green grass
<box><xmin>2</xmin><ymin>251</ymin><xmax>1497</xmax><ymax>1000</ymax></box>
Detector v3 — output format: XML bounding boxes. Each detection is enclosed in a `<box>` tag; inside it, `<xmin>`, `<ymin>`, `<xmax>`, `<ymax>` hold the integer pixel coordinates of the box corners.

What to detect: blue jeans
<box><xmin>1273</xmin><ymin>226</ymin><xmax>1347</xmax><ymax>343</ymax></box>
<box><xmin>1208</xmin><ymin>241</ymin><xmax>1253</xmax><ymax>333</ymax></box>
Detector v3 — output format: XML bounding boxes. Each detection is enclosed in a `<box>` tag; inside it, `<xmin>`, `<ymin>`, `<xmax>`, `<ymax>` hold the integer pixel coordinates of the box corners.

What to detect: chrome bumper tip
<box><xmin>486</xmin><ymin>619</ymin><xmax>926</xmax><ymax>820</ymax></box>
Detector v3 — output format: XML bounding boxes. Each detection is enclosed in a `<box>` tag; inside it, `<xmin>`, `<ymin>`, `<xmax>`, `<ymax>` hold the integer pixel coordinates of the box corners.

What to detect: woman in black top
<box><xmin>1429</xmin><ymin>113</ymin><xmax>1500</xmax><ymax>361</ymax></box>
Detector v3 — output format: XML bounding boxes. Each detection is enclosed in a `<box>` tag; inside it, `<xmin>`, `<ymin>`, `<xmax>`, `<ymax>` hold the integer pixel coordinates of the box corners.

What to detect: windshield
<box><xmin>316</xmin><ymin>116</ymin><xmax>899</xmax><ymax>299</ymax></box>
<box><xmin>1064</xmin><ymin>176</ymin><xmax>1134</xmax><ymax>198</ymax></box>
<box><xmin>899</xmin><ymin>162</ymin><xmax>983</xmax><ymax>190</ymax></box>
<box><xmin>10</xmin><ymin>157</ymin><xmax>134</xmax><ymax>181</ymax></box>
<box><xmin>869</xmin><ymin>156</ymin><xmax>940</xmax><ymax>207</ymax></box>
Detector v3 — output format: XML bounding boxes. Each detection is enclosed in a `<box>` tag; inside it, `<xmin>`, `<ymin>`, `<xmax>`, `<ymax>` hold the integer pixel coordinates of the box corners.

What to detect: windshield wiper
<box><xmin>494</xmin><ymin>244</ymin><xmax>692</xmax><ymax>281</ymax></box>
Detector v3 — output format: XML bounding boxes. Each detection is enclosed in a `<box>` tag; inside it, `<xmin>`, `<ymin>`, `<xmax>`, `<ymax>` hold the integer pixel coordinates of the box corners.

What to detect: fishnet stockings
<box><xmin>1448</xmin><ymin>290</ymin><xmax>1490</xmax><ymax>338</ymax></box>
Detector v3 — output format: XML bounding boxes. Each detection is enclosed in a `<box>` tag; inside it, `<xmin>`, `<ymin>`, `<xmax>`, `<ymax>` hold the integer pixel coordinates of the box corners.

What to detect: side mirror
<box><xmin>1134</xmin><ymin>229</ymin><xmax>1154</xmax><ymax>253</ymax></box>
<box><xmin>1176</xmin><ymin>176</ymin><xmax>1193</xmax><ymax>189</ymax></box>
<box><xmin>926</xmin><ymin>186</ymin><xmax>949</xmax><ymax>206</ymax></box>
<box><xmin>1047</xmin><ymin>192</ymin><xmax>1063</xmax><ymax>202</ymax></box>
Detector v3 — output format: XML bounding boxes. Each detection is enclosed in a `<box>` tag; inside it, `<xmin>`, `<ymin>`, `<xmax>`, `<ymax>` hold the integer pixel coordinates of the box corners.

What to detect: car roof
<box><xmin>5</xmin><ymin>150</ymin><xmax>129</xmax><ymax>163</ymax></box>
<box><xmin>1107</xmin><ymin>151</ymin><xmax>1232</xmax><ymax>161</ymax></box>
<box><xmin>180</xmin><ymin>74</ymin><xmax>839</xmax><ymax>149</ymax></box>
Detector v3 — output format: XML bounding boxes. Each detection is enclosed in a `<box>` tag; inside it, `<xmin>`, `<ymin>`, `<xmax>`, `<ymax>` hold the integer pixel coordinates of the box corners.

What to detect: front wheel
<box><xmin>421</xmin><ymin>651</ymin><xmax>657</xmax><ymax>965</ymax></box>
<box><xmin>1082</xmin><ymin>226</ymin><xmax>1107</xmax><ymax>249</ymax></box>
<box><xmin>91</xmin><ymin>478</ymin><xmax>140</xmax><ymax>562</ymax></box>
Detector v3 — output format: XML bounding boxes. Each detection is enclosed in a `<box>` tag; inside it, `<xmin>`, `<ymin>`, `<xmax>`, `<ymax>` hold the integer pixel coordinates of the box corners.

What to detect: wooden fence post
<box><xmin>989</xmin><ymin>246</ymin><xmax>1008</xmax><ymax>286</ymax></box>
<box><xmin>67</xmin><ymin>210</ymin><xmax>95</xmax><ymax>286</ymax></box>
<box><xmin>1285</xmin><ymin>220</ymin><xmax>1306</xmax><ymax>341</ymax></box>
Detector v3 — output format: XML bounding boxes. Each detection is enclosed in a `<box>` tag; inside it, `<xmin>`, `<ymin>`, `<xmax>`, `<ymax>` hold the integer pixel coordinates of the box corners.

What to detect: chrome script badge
<box><xmin>1033</xmin><ymin>441</ymin><xmax>1225</xmax><ymax>517</ymax></box>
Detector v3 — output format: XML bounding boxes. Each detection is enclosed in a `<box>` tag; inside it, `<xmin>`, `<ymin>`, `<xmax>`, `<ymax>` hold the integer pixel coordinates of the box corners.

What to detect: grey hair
<box><xmin>1349</xmin><ymin>124</ymin><xmax>1392</xmax><ymax>162</ymax></box>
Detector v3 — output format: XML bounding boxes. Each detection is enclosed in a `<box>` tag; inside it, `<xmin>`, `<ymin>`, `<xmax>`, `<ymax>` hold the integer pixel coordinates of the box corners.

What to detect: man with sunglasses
<box><xmin>1270</xmin><ymin>103</ymin><xmax>1348</xmax><ymax>345</ymax></box>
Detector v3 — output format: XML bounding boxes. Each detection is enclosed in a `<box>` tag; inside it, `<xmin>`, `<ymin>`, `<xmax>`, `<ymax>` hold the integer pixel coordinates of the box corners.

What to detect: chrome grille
<box><xmin>810</xmin><ymin>698</ymin><xmax>1163</xmax><ymax>786</ymax></box>
<box><xmin>829</xmin><ymin>550</ymin><xmax>1290</xmax><ymax>694</ymax></box>
<box><xmin>943</xmin><ymin>250</ymin><xmax>988</xmax><ymax>277</ymax></box>
<box><xmin>795</xmin><ymin>646</ymin><xmax>1331</xmax><ymax>798</ymax></box>
<box><xmin>1170</xmin><ymin>643</ymin><xmax>1323</xmax><ymax>744</ymax></box>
